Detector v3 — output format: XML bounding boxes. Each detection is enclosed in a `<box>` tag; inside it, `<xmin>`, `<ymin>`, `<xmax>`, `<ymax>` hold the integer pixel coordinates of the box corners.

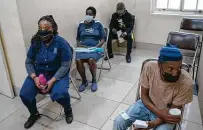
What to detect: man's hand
<box><xmin>158</xmin><ymin>109</ymin><xmax>181</xmax><ymax>124</ymax></box>
<box><xmin>45</xmin><ymin>78</ymin><xmax>56</xmax><ymax>93</ymax></box>
<box><xmin>112</xmin><ymin>28</ymin><xmax>117</xmax><ymax>34</ymax></box>
<box><xmin>33</xmin><ymin>77</ymin><xmax>41</xmax><ymax>89</ymax></box>
<box><xmin>121</xmin><ymin>32</ymin><xmax>127</xmax><ymax>38</ymax></box>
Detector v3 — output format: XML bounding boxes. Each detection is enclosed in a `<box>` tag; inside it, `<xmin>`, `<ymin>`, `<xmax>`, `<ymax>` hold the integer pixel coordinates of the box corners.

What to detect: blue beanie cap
<box><xmin>158</xmin><ymin>44</ymin><xmax>182</xmax><ymax>62</ymax></box>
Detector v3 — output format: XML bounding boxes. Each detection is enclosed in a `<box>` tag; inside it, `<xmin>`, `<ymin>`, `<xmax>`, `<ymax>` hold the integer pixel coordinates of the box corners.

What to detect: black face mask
<box><xmin>162</xmin><ymin>72</ymin><xmax>180</xmax><ymax>83</ymax></box>
<box><xmin>37</xmin><ymin>30</ymin><xmax>53</xmax><ymax>42</ymax></box>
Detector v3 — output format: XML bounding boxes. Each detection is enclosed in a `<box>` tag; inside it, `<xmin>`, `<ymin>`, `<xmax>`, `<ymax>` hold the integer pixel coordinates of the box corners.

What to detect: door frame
<box><xmin>0</xmin><ymin>26</ymin><xmax>15</xmax><ymax>98</ymax></box>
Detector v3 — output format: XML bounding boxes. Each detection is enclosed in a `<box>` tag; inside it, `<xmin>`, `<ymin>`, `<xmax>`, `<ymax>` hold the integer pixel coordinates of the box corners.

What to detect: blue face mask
<box><xmin>85</xmin><ymin>15</ymin><xmax>94</xmax><ymax>23</ymax></box>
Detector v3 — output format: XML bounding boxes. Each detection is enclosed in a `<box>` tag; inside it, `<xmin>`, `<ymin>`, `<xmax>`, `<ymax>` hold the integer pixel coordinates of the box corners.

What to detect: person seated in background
<box><xmin>105</xmin><ymin>2</ymin><xmax>133</xmax><ymax>63</ymax></box>
<box><xmin>113</xmin><ymin>45</ymin><xmax>193</xmax><ymax>130</ymax></box>
<box><xmin>20</xmin><ymin>15</ymin><xmax>73</xmax><ymax>129</ymax></box>
<box><xmin>76</xmin><ymin>6</ymin><xmax>106</xmax><ymax>92</ymax></box>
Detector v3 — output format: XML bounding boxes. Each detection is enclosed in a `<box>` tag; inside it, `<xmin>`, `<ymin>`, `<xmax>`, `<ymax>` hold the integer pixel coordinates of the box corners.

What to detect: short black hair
<box><xmin>117</xmin><ymin>2</ymin><xmax>125</xmax><ymax>10</ymax></box>
<box><xmin>86</xmin><ymin>6</ymin><xmax>97</xmax><ymax>16</ymax></box>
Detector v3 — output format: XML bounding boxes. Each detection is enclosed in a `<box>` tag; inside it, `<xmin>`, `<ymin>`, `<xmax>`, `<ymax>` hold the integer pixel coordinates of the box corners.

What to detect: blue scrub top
<box><xmin>27</xmin><ymin>35</ymin><xmax>72</xmax><ymax>77</ymax></box>
<box><xmin>76</xmin><ymin>20</ymin><xmax>106</xmax><ymax>47</ymax></box>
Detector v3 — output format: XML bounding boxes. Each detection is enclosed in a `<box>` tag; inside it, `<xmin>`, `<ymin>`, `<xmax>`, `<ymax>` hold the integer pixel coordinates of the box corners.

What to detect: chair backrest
<box><xmin>167</xmin><ymin>31</ymin><xmax>200</xmax><ymax>51</ymax></box>
<box><xmin>103</xmin><ymin>28</ymin><xmax>110</xmax><ymax>49</ymax></box>
<box><xmin>136</xmin><ymin>58</ymin><xmax>190</xmax><ymax>100</ymax></box>
<box><xmin>180</xmin><ymin>18</ymin><xmax>203</xmax><ymax>31</ymax></box>
<box><xmin>70</xmin><ymin>45</ymin><xmax>74</xmax><ymax>60</ymax></box>
<box><xmin>140</xmin><ymin>59</ymin><xmax>190</xmax><ymax>77</ymax></box>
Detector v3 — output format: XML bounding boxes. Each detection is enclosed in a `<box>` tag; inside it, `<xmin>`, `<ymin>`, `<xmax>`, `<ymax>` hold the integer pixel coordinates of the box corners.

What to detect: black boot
<box><xmin>65</xmin><ymin>108</ymin><xmax>73</xmax><ymax>124</ymax></box>
<box><xmin>126</xmin><ymin>55</ymin><xmax>131</xmax><ymax>63</ymax></box>
<box><xmin>104</xmin><ymin>53</ymin><xmax>114</xmax><ymax>60</ymax></box>
<box><xmin>24</xmin><ymin>112</ymin><xmax>40</xmax><ymax>129</ymax></box>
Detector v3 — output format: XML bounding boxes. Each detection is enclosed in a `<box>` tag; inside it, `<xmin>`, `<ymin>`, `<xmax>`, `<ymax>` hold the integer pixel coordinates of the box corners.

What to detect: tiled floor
<box><xmin>0</xmin><ymin>49</ymin><xmax>202</xmax><ymax>130</ymax></box>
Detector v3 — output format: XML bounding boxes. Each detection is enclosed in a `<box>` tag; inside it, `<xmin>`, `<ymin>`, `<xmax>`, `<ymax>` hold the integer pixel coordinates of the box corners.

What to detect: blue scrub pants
<box><xmin>20</xmin><ymin>75</ymin><xmax>70</xmax><ymax>115</ymax></box>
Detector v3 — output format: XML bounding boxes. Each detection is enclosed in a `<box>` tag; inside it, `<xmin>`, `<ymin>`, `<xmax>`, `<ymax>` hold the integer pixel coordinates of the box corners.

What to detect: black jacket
<box><xmin>109</xmin><ymin>10</ymin><xmax>133</xmax><ymax>34</ymax></box>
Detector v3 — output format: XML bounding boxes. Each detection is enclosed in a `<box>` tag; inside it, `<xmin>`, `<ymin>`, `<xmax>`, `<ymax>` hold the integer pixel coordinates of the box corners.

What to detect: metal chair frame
<box><xmin>179</xmin><ymin>18</ymin><xmax>203</xmax><ymax>82</ymax></box>
<box><xmin>132</xmin><ymin>59</ymin><xmax>190</xmax><ymax>130</ymax></box>
<box><xmin>37</xmin><ymin>46</ymin><xmax>81</xmax><ymax>121</ymax></box>
<box><xmin>112</xmin><ymin>15</ymin><xmax>136</xmax><ymax>56</ymax></box>
<box><xmin>167</xmin><ymin>31</ymin><xmax>201</xmax><ymax>81</ymax></box>
<box><xmin>75</xmin><ymin>27</ymin><xmax>112</xmax><ymax>82</ymax></box>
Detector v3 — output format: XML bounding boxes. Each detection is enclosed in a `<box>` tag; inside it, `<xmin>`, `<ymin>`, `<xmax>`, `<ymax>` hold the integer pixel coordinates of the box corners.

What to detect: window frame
<box><xmin>154</xmin><ymin>0</ymin><xmax>203</xmax><ymax>14</ymax></box>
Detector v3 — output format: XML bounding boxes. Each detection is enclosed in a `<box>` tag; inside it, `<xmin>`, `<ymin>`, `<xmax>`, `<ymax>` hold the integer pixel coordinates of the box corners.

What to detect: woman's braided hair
<box><xmin>31</xmin><ymin>15</ymin><xmax>58</xmax><ymax>44</ymax></box>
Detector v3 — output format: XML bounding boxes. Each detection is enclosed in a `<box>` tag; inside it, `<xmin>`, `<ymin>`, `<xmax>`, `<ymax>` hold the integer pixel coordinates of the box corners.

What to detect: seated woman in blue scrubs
<box><xmin>76</xmin><ymin>6</ymin><xmax>106</xmax><ymax>92</ymax></box>
<box><xmin>20</xmin><ymin>15</ymin><xmax>73</xmax><ymax>129</ymax></box>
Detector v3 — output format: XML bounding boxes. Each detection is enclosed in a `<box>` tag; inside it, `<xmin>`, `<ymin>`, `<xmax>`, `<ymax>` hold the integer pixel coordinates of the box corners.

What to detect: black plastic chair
<box><xmin>167</xmin><ymin>31</ymin><xmax>201</xmax><ymax>81</ymax></box>
<box><xmin>179</xmin><ymin>18</ymin><xmax>203</xmax><ymax>82</ymax></box>
<box><xmin>180</xmin><ymin>18</ymin><xmax>203</xmax><ymax>32</ymax></box>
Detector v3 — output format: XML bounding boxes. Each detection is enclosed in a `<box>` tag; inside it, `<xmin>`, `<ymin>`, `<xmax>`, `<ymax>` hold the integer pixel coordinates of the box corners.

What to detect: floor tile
<box><xmin>131</xmin><ymin>49</ymin><xmax>158</xmax><ymax>58</ymax></box>
<box><xmin>122</xmin><ymin>83</ymin><xmax>139</xmax><ymax>105</ymax></box>
<box><xmin>44</xmin><ymin>121</ymin><xmax>98</xmax><ymax>130</ymax></box>
<box><xmin>0</xmin><ymin>95</ymin><xmax>22</xmax><ymax>122</ymax></box>
<box><xmin>101</xmin><ymin>104</ymin><xmax>130</xmax><ymax>130</ymax></box>
<box><xmin>119</xmin><ymin>56</ymin><xmax>149</xmax><ymax>68</ymax></box>
<box><xmin>74</xmin><ymin>66</ymin><xmax>107</xmax><ymax>86</ymax></box>
<box><xmin>71</xmin><ymin>94</ymin><xmax>119</xmax><ymax>129</ymax></box>
<box><xmin>181</xmin><ymin>120</ymin><xmax>203</xmax><ymax>130</ymax></box>
<box><xmin>86</xmin><ymin>77</ymin><xmax>134</xmax><ymax>102</ymax></box>
<box><xmin>97</xmin><ymin>55</ymin><xmax>123</xmax><ymax>67</ymax></box>
<box><xmin>41</xmin><ymin>90</ymin><xmax>83</xmax><ymax>114</ymax></box>
<box><xmin>105</xmin><ymin>65</ymin><xmax>140</xmax><ymax>83</ymax></box>
<box><xmin>183</xmin><ymin>96</ymin><xmax>202</xmax><ymax>125</ymax></box>
<box><xmin>0</xmin><ymin>106</ymin><xmax>57</xmax><ymax>130</ymax></box>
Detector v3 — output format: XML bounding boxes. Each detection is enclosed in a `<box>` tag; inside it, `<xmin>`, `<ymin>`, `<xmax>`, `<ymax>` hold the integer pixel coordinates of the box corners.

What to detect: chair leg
<box><xmin>97</xmin><ymin>50</ymin><xmax>112</xmax><ymax>70</ymax></box>
<box><xmin>97</xmin><ymin>51</ymin><xmax>112</xmax><ymax>81</ymax></box>
<box><xmin>75</xmin><ymin>69</ymin><xmax>82</xmax><ymax>81</ymax></box>
<box><xmin>70</xmin><ymin>77</ymin><xmax>81</xmax><ymax>100</ymax></box>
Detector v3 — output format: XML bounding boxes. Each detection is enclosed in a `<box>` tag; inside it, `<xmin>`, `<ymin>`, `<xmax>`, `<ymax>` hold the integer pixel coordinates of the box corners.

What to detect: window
<box><xmin>155</xmin><ymin>0</ymin><xmax>203</xmax><ymax>12</ymax></box>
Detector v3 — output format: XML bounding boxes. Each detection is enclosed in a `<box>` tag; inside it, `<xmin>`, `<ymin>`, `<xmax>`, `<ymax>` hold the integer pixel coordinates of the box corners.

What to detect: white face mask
<box><xmin>85</xmin><ymin>15</ymin><xmax>94</xmax><ymax>23</ymax></box>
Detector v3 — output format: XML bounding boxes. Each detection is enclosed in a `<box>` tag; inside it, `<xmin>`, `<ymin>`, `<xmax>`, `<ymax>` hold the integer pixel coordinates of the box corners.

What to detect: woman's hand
<box><xmin>96</xmin><ymin>39</ymin><xmax>105</xmax><ymax>47</ymax></box>
<box><xmin>45</xmin><ymin>78</ymin><xmax>57</xmax><ymax>93</ymax></box>
<box><xmin>33</xmin><ymin>77</ymin><xmax>41</xmax><ymax>89</ymax></box>
<box><xmin>77</xmin><ymin>41</ymin><xmax>88</xmax><ymax>48</ymax></box>
<box><xmin>78</xmin><ymin>44</ymin><xmax>88</xmax><ymax>48</ymax></box>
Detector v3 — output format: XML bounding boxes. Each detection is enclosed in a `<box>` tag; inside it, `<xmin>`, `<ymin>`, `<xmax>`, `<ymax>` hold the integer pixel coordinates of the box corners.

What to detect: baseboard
<box><xmin>13</xmin><ymin>86</ymin><xmax>20</xmax><ymax>96</ymax></box>
<box><xmin>135</xmin><ymin>42</ymin><xmax>163</xmax><ymax>51</ymax></box>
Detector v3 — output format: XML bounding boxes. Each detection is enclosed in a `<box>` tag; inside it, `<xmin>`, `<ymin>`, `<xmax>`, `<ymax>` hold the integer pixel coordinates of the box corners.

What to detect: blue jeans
<box><xmin>113</xmin><ymin>100</ymin><xmax>175</xmax><ymax>130</ymax></box>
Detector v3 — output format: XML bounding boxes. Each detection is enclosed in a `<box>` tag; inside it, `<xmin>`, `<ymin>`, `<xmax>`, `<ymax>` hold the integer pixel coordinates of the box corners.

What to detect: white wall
<box><xmin>0</xmin><ymin>0</ymin><xmax>27</xmax><ymax>89</ymax></box>
<box><xmin>17</xmin><ymin>0</ymin><xmax>120</xmax><ymax>48</ymax></box>
<box><xmin>0</xmin><ymin>37</ymin><xmax>14</xmax><ymax>98</ymax></box>
<box><xmin>17</xmin><ymin>0</ymin><xmax>190</xmax><ymax>47</ymax></box>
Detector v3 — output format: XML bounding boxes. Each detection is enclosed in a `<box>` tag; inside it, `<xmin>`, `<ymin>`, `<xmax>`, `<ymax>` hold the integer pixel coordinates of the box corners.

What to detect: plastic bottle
<box><xmin>39</xmin><ymin>74</ymin><xmax>47</xmax><ymax>94</ymax></box>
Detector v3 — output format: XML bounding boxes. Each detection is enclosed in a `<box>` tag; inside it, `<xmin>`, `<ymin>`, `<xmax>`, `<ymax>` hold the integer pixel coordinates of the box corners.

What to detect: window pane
<box><xmin>168</xmin><ymin>0</ymin><xmax>181</xmax><ymax>9</ymax></box>
<box><xmin>184</xmin><ymin>0</ymin><xmax>198</xmax><ymax>10</ymax></box>
<box><xmin>156</xmin><ymin>0</ymin><xmax>168</xmax><ymax>9</ymax></box>
<box><xmin>198</xmin><ymin>0</ymin><xmax>203</xmax><ymax>10</ymax></box>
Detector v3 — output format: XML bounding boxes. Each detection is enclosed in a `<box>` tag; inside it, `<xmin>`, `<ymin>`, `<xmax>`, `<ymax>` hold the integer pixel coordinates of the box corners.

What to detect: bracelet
<box><xmin>32</xmin><ymin>76</ymin><xmax>37</xmax><ymax>80</ymax></box>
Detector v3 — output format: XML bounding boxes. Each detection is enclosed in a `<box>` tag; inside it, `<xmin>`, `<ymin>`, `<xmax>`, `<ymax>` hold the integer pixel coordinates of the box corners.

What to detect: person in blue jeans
<box><xmin>20</xmin><ymin>15</ymin><xmax>73</xmax><ymax>129</ymax></box>
<box><xmin>113</xmin><ymin>45</ymin><xmax>193</xmax><ymax>130</ymax></box>
<box><xmin>76</xmin><ymin>6</ymin><xmax>106</xmax><ymax>92</ymax></box>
